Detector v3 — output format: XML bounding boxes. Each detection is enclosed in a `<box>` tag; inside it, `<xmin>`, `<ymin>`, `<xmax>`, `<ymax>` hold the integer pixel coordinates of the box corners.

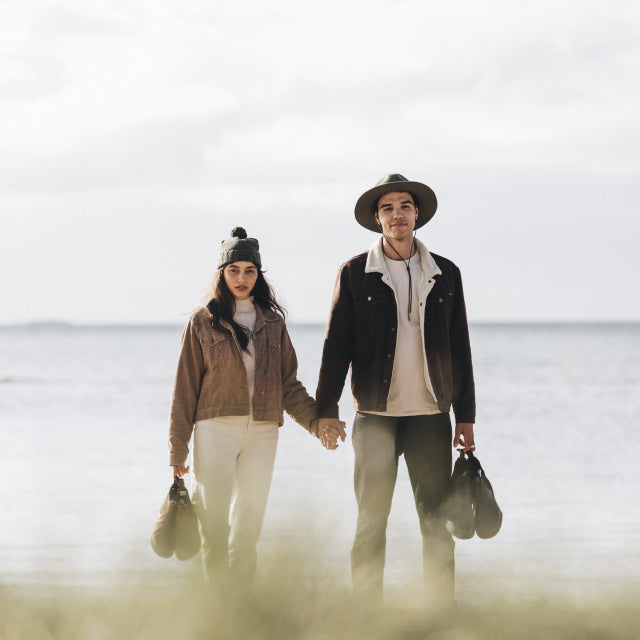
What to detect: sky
<box><xmin>1</xmin><ymin>0</ymin><xmax>639</xmax><ymax>324</ymax></box>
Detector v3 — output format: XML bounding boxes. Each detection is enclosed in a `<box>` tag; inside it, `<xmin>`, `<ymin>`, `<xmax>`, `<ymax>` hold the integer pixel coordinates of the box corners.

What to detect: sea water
<box><xmin>1</xmin><ymin>323</ymin><xmax>639</xmax><ymax>596</ymax></box>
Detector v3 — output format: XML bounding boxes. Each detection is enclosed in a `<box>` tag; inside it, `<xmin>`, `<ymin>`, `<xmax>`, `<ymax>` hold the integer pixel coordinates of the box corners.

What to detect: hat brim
<box><xmin>354</xmin><ymin>181</ymin><xmax>438</xmax><ymax>232</ymax></box>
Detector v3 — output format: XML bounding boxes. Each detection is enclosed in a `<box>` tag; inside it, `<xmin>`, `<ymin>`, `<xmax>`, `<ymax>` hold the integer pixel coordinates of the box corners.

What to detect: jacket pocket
<box><xmin>425</xmin><ymin>291</ymin><xmax>454</xmax><ymax>332</ymax></box>
<box><xmin>195</xmin><ymin>327</ymin><xmax>232</xmax><ymax>375</ymax></box>
<box><xmin>263</xmin><ymin>323</ymin><xmax>282</xmax><ymax>349</ymax></box>
<box><xmin>357</xmin><ymin>291</ymin><xmax>393</xmax><ymax>305</ymax></box>
<box><xmin>426</xmin><ymin>291</ymin><xmax>454</xmax><ymax>308</ymax></box>
<box><xmin>197</xmin><ymin>333</ymin><xmax>228</xmax><ymax>347</ymax></box>
<box><xmin>194</xmin><ymin>321</ymin><xmax>228</xmax><ymax>347</ymax></box>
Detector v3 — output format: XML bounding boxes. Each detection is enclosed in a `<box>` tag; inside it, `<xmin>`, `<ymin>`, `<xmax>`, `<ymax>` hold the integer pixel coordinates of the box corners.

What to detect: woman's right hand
<box><xmin>172</xmin><ymin>465</ymin><xmax>189</xmax><ymax>478</ymax></box>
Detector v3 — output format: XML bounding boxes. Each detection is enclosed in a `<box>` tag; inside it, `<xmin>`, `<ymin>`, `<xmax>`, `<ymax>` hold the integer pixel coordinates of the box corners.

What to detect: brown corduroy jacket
<box><xmin>168</xmin><ymin>303</ymin><xmax>317</xmax><ymax>466</ymax></box>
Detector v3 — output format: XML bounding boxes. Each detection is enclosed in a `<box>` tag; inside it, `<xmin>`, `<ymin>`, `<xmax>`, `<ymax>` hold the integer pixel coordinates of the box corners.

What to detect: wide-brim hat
<box><xmin>354</xmin><ymin>173</ymin><xmax>438</xmax><ymax>232</ymax></box>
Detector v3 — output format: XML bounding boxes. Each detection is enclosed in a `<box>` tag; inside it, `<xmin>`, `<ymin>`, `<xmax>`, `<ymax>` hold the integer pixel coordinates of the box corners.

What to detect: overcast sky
<box><xmin>1</xmin><ymin>0</ymin><xmax>638</xmax><ymax>324</ymax></box>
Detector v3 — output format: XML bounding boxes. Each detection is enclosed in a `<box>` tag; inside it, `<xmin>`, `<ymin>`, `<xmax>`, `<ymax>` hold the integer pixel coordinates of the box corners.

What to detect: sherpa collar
<box><xmin>364</xmin><ymin>237</ymin><xmax>441</xmax><ymax>280</ymax></box>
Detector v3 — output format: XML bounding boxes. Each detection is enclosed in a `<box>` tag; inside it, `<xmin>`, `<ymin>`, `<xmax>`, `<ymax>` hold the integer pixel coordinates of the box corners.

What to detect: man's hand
<box><xmin>453</xmin><ymin>422</ymin><xmax>475</xmax><ymax>452</ymax></box>
<box><xmin>318</xmin><ymin>417</ymin><xmax>347</xmax><ymax>450</ymax></box>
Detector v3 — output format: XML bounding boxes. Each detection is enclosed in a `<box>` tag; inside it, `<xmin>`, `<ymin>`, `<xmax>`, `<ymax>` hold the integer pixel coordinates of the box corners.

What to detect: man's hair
<box><xmin>373</xmin><ymin>191</ymin><xmax>417</xmax><ymax>213</ymax></box>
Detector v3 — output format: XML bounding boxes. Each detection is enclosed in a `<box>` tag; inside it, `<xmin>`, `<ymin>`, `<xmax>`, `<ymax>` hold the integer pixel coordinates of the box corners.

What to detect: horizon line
<box><xmin>1</xmin><ymin>319</ymin><xmax>639</xmax><ymax>329</ymax></box>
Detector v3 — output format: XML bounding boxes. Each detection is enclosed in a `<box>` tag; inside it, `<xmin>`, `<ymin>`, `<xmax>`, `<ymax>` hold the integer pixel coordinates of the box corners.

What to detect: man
<box><xmin>316</xmin><ymin>174</ymin><xmax>476</xmax><ymax>608</ymax></box>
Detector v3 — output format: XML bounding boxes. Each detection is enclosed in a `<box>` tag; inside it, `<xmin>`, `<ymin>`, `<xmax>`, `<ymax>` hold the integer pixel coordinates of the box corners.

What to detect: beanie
<box><xmin>217</xmin><ymin>227</ymin><xmax>261</xmax><ymax>269</ymax></box>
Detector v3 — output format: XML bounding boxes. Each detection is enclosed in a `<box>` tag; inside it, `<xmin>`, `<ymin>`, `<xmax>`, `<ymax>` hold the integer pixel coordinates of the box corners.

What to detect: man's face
<box><xmin>375</xmin><ymin>191</ymin><xmax>418</xmax><ymax>241</ymax></box>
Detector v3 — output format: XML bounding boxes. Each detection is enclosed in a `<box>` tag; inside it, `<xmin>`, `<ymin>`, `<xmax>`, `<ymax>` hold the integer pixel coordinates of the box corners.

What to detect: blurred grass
<box><xmin>2</xmin><ymin>548</ymin><xmax>639</xmax><ymax>640</ymax></box>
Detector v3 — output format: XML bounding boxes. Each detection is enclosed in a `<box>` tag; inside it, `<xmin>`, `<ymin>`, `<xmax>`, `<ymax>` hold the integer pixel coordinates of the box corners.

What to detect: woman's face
<box><xmin>223</xmin><ymin>261</ymin><xmax>258</xmax><ymax>300</ymax></box>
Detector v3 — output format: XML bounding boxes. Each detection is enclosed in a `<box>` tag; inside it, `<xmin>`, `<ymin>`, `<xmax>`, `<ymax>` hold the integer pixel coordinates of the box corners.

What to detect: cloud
<box><xmin>1</xmin><ymin>0</ymin><xmax>639</xmax><ymax>322</ymax></box>
<box><xmin>3</xmin><ymin>1</ymin><xmax>639</xmax><ymax>172</ymax></box>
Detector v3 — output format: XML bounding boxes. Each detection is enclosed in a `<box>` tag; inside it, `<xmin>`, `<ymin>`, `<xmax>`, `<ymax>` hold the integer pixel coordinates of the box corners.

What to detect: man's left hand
<box><xmin>453</xmin><ymin>422</ymin><xmax>475</xmax><ymax>452</ymax></box>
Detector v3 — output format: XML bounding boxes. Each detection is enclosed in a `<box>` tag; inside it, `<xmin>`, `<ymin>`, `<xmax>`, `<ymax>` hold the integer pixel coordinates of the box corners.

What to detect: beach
<box><xmin>1</xmin><ymin>322</ymin><xmax>639</xmax><ymax>635</ymax></box>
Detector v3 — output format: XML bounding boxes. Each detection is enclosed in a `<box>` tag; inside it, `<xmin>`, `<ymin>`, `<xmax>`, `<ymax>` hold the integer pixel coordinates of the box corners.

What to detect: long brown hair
<box><xmin>205</xmin><ymin>266</ymin><xmax>286</xmax><ymax>351</ymax></box>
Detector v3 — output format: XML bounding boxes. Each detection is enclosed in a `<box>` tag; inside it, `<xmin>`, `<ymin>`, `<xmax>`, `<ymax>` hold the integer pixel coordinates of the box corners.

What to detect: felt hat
<box><xmin>354</xmin><ymin>173</ymin><xmax>438</xmax><ymax>232</ymax></box>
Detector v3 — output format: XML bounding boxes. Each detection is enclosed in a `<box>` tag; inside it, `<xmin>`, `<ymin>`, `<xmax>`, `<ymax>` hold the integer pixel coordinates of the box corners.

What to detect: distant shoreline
<box><xmin>0</xmin><ymin>320</ymin><xmax>638</xmax><ymax>330</ymax></box>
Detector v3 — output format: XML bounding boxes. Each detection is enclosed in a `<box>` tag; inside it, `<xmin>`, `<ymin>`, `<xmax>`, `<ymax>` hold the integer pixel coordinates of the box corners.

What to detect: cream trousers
<box><xmin>192</xmin><ymin>415</ymin><xmax>279</xmax><ymax>585</ymax></box>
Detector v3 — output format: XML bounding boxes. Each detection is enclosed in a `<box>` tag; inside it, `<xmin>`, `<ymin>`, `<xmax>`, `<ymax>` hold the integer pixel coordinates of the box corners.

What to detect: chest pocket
<box><xmin>358</xmin><ymin>291</ymin><xmax>393</xmax><ymax>305</ymax></box>
<box><xmin>426</xmin><ymin>290</ymin><xmax>454</xmax><ymax>321</ymax></box>
<box><xmin>427</xmin><ymin>292</ymin><xmax>454</xmax><ymax>305</ymax></box>
<box><xmin>255</xmin><ymin>325</ymin><xmax>281</xmax><ymax>368</ymax></box>
<box><xmin>259</xmin><ymin>324</ymin><xmax>280</xmax><ymax>348</ymax></box>
<box><xmin>192</xmin><ymin>325</ymin><xmax>231</xmax><ymax>375</ymax></box>
<box><xmin>195</xmin><ymin>323</ymin><xmax>230</xmax><ymax>352</ymax></box>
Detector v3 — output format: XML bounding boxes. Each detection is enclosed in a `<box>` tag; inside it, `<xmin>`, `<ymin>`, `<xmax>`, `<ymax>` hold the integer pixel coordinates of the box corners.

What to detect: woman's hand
<box><xmin>321</xmin><ymin>433</ymin><xmax>339</xmax><ymax>450</ymax></box>
<box><xmin>318</xmin><ymin>418</ymin><xmax>346</xmax><ymax>450</ymax></box>
<box><xmin>172</xmin><ymin>465</ymin><xmax>189</xmax><ymax>478</ymax></box>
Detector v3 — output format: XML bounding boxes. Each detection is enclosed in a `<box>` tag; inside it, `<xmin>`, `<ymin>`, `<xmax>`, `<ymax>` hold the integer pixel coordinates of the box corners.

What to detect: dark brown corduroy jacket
<box><xmin>315</xmin><ymin>246</ymin><xmax>475</xmax><ymax>424</ymax></box>
<box><xmin>168</xmin><ymin>304</ymin><xmax>317</xmax><ymax>466</ymax></box>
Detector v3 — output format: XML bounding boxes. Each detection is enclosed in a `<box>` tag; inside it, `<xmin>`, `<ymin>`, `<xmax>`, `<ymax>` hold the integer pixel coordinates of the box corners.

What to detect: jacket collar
<box><xmin>253</xmin><ymin>303</ymin><xmax>279</xmax><ymax>334</ymax></box>
<box><xmin>364</xmin><ymin>236</ymin><xmax>441</xmax><ymax>279</ymax></box>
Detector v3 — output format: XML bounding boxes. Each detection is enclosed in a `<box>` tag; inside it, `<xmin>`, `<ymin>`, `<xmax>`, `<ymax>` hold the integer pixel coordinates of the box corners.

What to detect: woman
<box><xmin>168</xmin><ymin>227</ymin><xmax>334</xmax><ymax>588</ymax></box>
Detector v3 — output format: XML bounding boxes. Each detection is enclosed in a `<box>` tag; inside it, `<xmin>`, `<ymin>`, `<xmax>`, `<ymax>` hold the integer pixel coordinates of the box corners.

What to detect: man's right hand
<box><xmin>318</xmin><ymin>417</ymin><xmax>347</xmax><ymax>449</ymax></box>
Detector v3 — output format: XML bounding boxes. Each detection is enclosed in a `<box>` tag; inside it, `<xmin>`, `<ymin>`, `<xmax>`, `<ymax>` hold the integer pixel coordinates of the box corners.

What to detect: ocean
<box><xmin>1</xmin><ymin>322</ymin><xmax>639</xmax><ymax>598</ymax></box>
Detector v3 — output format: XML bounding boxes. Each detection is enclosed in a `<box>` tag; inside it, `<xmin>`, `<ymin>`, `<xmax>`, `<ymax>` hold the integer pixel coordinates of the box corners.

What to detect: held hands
<box><xmin>317</xmin><ymin>417</ymin><xmax>347</xmax><ymax>450</ymax></box>
<box><xmin>453</xmin><ymin>422</ymin><xmax>475</xmax><ymax>452</ymax></box>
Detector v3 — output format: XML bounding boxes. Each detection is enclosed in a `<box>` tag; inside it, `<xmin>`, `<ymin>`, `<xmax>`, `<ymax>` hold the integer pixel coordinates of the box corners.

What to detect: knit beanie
<box><xmin>217</xmin><ymin>227</ymin><xmax>262</xmax><ymax>269</ymax></box>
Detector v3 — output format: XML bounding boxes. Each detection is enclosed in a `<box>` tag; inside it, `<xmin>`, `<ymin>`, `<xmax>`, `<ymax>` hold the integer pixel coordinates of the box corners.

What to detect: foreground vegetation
<box><xmin>2</xmin><ymin>554</ymin><xmax>638</xmax><ymax>640</ymax></box>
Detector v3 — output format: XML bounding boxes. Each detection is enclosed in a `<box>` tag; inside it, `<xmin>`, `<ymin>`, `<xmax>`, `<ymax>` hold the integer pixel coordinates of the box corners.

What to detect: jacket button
<box><xmin>384</xmin><ymin>379</ymin><xmax>388</xmax><ymax>384</ymax></box>
<box><xmin>391</xmin><ymin>327</ymin><xmax>395</xmax><ymax>332</ymax></box>
<box><xmin>260</xmin><ymin>391</ymin><xmax>265</xmax><ymax>395</ymax></box>
<box><xmin>367</xmin><ymin>296</ymin><xmax>372</xmax><ymax>301</ymax></box>
<box><xmin>439</xmin><ymin>298</ymin><xmax>443</xmax><ymax>302</ymax></box>
<box><xmin>387</xmin><ymin>354</ymin><xmax>391</xmax><ymax>358</ymax></box>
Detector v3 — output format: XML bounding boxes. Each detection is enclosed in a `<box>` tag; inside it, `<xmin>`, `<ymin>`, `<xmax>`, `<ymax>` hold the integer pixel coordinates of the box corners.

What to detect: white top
<box><xmin>365</xmin><ymin>239</ymin><xmax>441</xmax><ymax>416</ymax></box>
<box><xmin>234</xmin><ymin>297</ymin><xmax>257</xmax><ymax>409</ymax></box>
